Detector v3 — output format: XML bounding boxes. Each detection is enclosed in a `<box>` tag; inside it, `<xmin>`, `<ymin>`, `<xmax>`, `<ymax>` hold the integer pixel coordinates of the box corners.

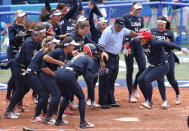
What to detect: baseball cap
<box><xmin>63</xmin><ymin>37</ymin><xmax>80</xmax><ymax>46</ymax></box>
<box><xmin>98</xmin><ymin>17</ymin><xmax>108</xmax><ymax>24</ymax></box>
<box><xmin>15</xmin><ymin>10</ymin><xmax>27</xmax><ymax>18</ymax></box>
<box><xmin>133</xmin><ymin>3</ymin><xmax>142</xmax><ymax>10</ymax></box>
<box><xmin>46</xmin><ymin>38</ymin><xmax>60</xmax><ymax>45</ymax></box>
<box><xmin>115</xmin><ymin>17</ymin><xmax>125</xmax><ymax>28</ymax></box>
<box><xmin>76</xmin><ymin>15</ymin><xmax>88</xmax><ymax>24</ymax></box>
<box><xmin>50</xmin><ymin>10</ymin><xmax>62</xmax><ymax>18</ymax></box>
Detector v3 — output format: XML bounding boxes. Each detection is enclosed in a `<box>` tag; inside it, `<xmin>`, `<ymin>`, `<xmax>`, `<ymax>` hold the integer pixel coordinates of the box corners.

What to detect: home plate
<box><xmin>115</xmin><ymin>117</ymin><xmax>139</xmax><ymax>122</ymax></box>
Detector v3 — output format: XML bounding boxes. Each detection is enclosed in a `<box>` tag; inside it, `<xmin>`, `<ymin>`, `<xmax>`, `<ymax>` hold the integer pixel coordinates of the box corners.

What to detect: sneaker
<box><xmin>176</xmin><ymin>95</ymin><xmax>181</xmax><ymax>105</ymax></box>
<box><xmin>12</xmin><ymin>110</ymin><xmax>20</xmax><ymax>116</ymax></box>
<box><xmin>64</xmin><ymin>107</ymin><xmax>73</xmax><ymax>115</ymax></box>
<box><xmin>91</xmin><ymin>101</ymin><xmax>100</xmax><ymax>108</ymax></box>
<box><xmin>80</xmin><ymin>121</ymin><xmax>94</xmax><ymax>128</ymax></box>
<box><xmin>70</xmin><ymin>101</ymin><xmax>79</xmax><ymax>108</ymax></box>
<box><xmin>162</xmin><ymin>101</ymin><xmax>169</xmax><ymax>109</ymax></box>
<box><xmin>4</xmin><ymin>111</ymin><xmax>19</xmax><ymax>119</ymax></box>
<box><xmin>139</xmin><ymin>105</ymin><xmax>145</xmax><ymax>109</ymax></box>
<box><xmin>44</xmin><ymin>117</ymin><xmax>56</xmax><ymax>125</ymax></box>
<box><xmin>132</xmin><ymin>90</ymin><xmax>140</xmax><ymax>99</ymax></box>
<box><xmin>55</xmin><ymin>119</ymin><xmax>68</xmax><ymax>126</ymax></box>
<box><xmin>141</xmin><ymin>100</ymin><xmax>152</xmax><ymax>109</ymax></box>
<box><xmin>40</xmin><ymin>113</ymin><xmax>47</xmax><ymax>119</ymax></box>
<box><xmin>68</xmin><ymin>104</ymin><xmax>78</xmax><ymax>111</ymax></box>
<box><xmin>129</xmin><ymin>95</ymin><xmax>137</xmax><ymax>103</ymax></box>
<box><xmin>32</xmin><ymin>95</ymin><xmax>38</xmax><ymax>104</ymax></box>
<box><xmin>31</xmin><ymin>116</ymin><xmax>43</xmax><ymax>123</ymax></box>
<box><xmin>86</xmin><ymin>99</ymin><xmax>92</xmax><ymax>106</ymax></box>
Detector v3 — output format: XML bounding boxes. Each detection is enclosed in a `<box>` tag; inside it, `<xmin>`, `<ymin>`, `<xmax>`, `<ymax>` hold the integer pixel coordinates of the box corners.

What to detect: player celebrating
<box><xmin>137</xmin><ymin>28</ymin><xmax>189</xmax><ymax>109</ymax></box>
<box><xmin>151</xmin><ymin>16</ymin><xmax>181</xmax><ymax>106</ymax></box>
<box><xmin>122</xmin><ymin>1</ymin><xmax>146</xmax><ymax>103</ymax></box>
<box><xmin>54</xmin><ymin>44</ymin><xmax>97</xmax><ymax>128</ymax></box>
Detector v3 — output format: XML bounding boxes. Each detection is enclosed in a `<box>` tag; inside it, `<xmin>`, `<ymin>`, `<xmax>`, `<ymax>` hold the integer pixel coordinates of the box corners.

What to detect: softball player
<box><xmin>122</xmin><ymin>1</ymin><xmax>146</xmax><ymax>102</ymax></box>
<box><xmin>6</xmin><ymin>10</ymin><xmax>27</xmax><ymax>105</ymax></box>
<box><xmin>68</xmin><ymin>19</ymin><xmax>102</xmax><ymax>108</ymax></box>
<box><xmin>40</xmin><ymin>36</ymin><xmax>78</xmax><ymax>124</ymax></box>
<box><xmin>137</xmin><ymin>28</ymin><xmax>188</xmax><ymax>109</ymax></box>
<box><xmin>28</xmin><ymin>36</ymin><xmax>59</xmax><ymax>123</ymax></box>
<box><xmin>48</xmin><ymin>9</ymin><xmax>64</xmax><ymax>40</ymax></box>
<box><xmin>84</xmin><ymin>2</ymin><xmax>108</xmax><ymax>107</ymax></box>
<box><xmin>151</xmin><ymin>16</ymin><xmax>181</xmax><ymax>105</ymax></box>
<box><xmin>4</xmin><ymin>24</ymin><xmax>46</xmax><ymax>119</ymax></box>
<box><xmin>57</xmin><ymin>0</ymin><xmax>77</xmax><ymax>36</ymax></box>
<box><xmin>54</xmin><ymin>44</ymin><xmax>97</xmax><ymax>128</ymax></box>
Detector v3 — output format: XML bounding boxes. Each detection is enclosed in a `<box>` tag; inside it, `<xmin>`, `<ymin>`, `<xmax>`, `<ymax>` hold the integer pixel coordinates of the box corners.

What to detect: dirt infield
<box><xmin>0</xmin><ymin>87</ymin><xmax>189</xmax><ymax>131</ymax></box>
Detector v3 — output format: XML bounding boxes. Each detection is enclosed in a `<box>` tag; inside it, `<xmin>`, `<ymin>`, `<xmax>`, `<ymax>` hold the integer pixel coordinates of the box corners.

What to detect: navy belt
<box><xmin>150</xmin><ymin>61</ymin><xmax>168</xmax><ymax>67</ymax></box>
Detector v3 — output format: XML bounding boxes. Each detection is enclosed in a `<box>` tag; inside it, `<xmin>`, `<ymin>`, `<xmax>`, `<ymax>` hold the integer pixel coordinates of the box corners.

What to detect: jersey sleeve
<box><xmin>48</xmin><ymin>48</ymin><xmax>60</xmax><ymax>59</ymax></box>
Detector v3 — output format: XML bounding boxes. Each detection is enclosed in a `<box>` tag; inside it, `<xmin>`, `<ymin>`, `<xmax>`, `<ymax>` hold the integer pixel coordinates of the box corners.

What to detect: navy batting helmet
<box><xmin>83</xmin><ymin>43</ymin><xmax>98</xmax><ymax>57</ymax></box>
<box><xmin>42</xmin><ymin>22</ymin><xmax>55</xmax><ymax>35</ymax></box>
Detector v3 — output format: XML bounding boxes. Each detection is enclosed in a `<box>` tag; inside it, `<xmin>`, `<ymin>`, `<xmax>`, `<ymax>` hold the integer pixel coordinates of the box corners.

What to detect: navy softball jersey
<box><xmin>69</xmin><ymin>30</ymin><xmax>102</xmax><ymax>52</ymax></box>
<box><xmin>151</xmin><ymin>28</ymin><xmax>175</xmax><ymax>55</ymax></box>
<box><xmin>42</xmin><ymin>48</ymin><xmax>67</xmax><ymax>71</ymax></box>
<box><xmin>58</xmin><ymin>0</ymin><xmax>83</xmax><ymax>20</ymax></box>
<box><xmin>59</xmin><ymin>0</ymin><xmax>77</xmax><ymax>34</ymax></box>
<box><xmin>28</xmin><ymin>49</ymin><xmax>45</xmax><ymax>72</ymax></box>
<box><xmin>143</xmin><ymin>38</ymin><xmax>181</xmax><ymax>65</ymax></box>
<box><xmin>8</xmin><ymin>23</ymin><xmax>26</xmax><ymax>59</ymax></box>
<box><xmin>53</xmin><ymin>23</ymin><xmax>64</xmax><ymax>40</ymax></box>
<box><xmin>65</xmin><ymin>55</ymin><xmax>97</xmax><ymax>79</ymax></box>
<box><xmin>16</xmin><ymin>36</ymin><xmax>41</xmax><ymax>68</ymax></box>
<box><xmin>123</xmin><ymin>13</ymin><xmax>144</xmax><ymax>43</ymax></box>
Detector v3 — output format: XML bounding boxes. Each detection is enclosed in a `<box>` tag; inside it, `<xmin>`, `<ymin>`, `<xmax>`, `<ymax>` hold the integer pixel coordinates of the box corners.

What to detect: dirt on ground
<box><xmin>0</xmin><ymin>87</ymin><xmax>189</xmax><ymax>131</ymax></box>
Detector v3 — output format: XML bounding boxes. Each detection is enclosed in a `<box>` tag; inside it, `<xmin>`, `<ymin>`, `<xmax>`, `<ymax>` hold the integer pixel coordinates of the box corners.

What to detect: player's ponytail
<box><xmin>42</xmin><ymin>36</ymin><xmax>54</xmax><ymax>53</ymax></box>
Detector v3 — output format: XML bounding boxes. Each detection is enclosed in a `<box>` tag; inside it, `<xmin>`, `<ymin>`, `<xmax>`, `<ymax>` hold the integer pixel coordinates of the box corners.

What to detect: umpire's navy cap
<box><xmin>115</xmin><ymin>17</ymin><xmax>125</xmax><ymax>28</ymax></box>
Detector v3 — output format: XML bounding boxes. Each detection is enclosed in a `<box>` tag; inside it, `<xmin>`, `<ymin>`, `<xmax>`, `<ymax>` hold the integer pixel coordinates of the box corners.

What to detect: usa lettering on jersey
<box><xmin>131</xmin><ymin>22</ymin><xmax>141</xmax><ymax>27</ymax></box>
<box><xmin>155</xmin><ymin>35</ymin><xmax>166</xmax><ymax>40</ymax></box>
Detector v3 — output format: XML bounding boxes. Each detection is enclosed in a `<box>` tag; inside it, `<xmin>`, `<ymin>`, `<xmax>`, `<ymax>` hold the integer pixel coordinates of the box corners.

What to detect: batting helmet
<box><xmin>83</xmin><ymin>43</ymin><xmax>97</xmax><ymax>57</ymax></box>
<box><xmin>42</xmin><ymin>22</ymin><xmax>55</xmax><ymax>35</ymax></box>
<box><xmin>137</xmin><ymin>28</ymin><xmax>152</xmax><ymax>41</ymax></box>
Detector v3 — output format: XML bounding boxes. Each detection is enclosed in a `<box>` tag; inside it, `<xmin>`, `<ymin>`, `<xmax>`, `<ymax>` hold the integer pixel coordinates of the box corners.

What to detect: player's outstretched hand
<box><xmin>181</xmin><ymin>48</ymin><xmax>189</xmax><ymax>54</ymax></box>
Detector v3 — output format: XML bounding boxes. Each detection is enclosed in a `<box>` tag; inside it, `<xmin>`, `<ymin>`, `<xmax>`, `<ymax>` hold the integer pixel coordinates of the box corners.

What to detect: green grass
<box><xmin>0</xmin><ymin>69</ymin><xmax>11</xmax><ymax>82</ymax></box>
